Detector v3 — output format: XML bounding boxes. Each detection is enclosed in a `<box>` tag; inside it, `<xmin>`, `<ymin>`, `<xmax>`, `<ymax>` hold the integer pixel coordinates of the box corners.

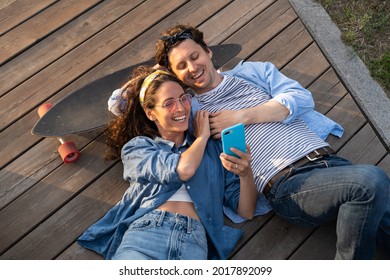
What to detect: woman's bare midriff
<box><xmin>157</xmin><ymin>201</ymin><xmax>200</xmax><ymax>221</ymax></box>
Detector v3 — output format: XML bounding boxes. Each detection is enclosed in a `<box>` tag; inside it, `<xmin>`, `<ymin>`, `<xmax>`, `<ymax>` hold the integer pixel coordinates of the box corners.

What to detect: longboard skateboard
<box><xmin>32</xmin><ymin>44</ymin><xmax>242</xmax><ymax>163</ymax></box>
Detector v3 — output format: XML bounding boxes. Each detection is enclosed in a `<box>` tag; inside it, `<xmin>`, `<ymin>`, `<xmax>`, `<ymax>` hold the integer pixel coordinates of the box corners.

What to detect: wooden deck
<box><xmin>1</xmin><ymin>0</ymin><xmax>389</xmax><ymax>260</ymax></box>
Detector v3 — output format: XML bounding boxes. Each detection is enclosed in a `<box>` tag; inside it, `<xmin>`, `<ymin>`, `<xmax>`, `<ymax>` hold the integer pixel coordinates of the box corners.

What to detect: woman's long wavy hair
<box><xmin>105</xmin><ymin>65</ymin><xmax>185</xmax><ymax>160</ymax></box>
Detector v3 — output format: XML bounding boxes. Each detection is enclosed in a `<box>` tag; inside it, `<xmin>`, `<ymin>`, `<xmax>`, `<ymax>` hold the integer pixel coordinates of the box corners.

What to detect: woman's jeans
<box><xmin>267</xmin><ymin>155</ymin><xmax>390</xmax><ymax>259</ymax></box>
<box><xmin>112</xmin><ymin>209</ymin><xmax>208</xmax><ymax>260</ymax></box>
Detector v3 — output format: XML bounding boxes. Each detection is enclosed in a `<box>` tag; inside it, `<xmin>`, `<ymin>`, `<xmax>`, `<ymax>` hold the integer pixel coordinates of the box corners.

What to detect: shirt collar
<box><xmin>194</xmin><ymin>75</ymin><xmax>227</xmax><ymax>98</ymax></box>
<box><xmin>153</xmin><ymin>132</ymin><xmax>194</xmax><ymax>149</ymax></box>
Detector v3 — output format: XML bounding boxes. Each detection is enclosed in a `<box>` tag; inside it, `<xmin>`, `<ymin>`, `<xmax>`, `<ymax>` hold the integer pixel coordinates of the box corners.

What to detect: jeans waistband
<box><xmin>146</xmin><ymin>209</ymin><xmax>203</xmax><ymax>234</ymax></box>
<box><xmin>263</xmin><ymin>147</ymin><xmax>335</xmax><ymax>199</ymax></box>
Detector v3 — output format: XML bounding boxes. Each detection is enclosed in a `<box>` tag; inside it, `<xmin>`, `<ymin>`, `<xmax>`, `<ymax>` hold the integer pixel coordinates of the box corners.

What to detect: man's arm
<box><xmin>209</xmin><ymin>100</ymin><xmax>289</xmax><ymax>138</ymax></box>
<box><xmin>209</xmin><ymin>61</ymin><xmax>314</xmax><ymax>138</ymax></box>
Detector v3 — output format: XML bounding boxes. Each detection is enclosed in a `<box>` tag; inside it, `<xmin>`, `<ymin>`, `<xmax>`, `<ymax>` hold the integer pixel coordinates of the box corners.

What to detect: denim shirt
<box><xmin>78</xmin><ymin>134</ymin><xmax>243</xmax><ymax>260</ymax></box>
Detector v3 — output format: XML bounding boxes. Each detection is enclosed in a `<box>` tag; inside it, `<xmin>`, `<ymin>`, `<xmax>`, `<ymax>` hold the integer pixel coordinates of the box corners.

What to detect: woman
<box><xmin>78</xmin><ymin>66</ymin><xmax>257</xmax><ymax>260</ymax></box>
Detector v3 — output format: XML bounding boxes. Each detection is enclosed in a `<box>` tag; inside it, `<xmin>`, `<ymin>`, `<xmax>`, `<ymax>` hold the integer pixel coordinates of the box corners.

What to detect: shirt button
<box><xmin>186</xmin><ymin>185</ymin><xmax>190</xmax><ymax>189</ymax></box>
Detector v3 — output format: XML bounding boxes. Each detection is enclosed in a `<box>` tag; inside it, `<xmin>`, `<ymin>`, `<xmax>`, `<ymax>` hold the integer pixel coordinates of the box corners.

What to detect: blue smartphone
<box><xmin>221</xmin><ymin>123</ymin><xmax>246</xmax><ymax>158</ymax></box>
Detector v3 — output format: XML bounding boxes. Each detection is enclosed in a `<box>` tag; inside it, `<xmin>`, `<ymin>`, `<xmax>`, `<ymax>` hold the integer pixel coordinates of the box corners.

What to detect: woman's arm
<box><xmin>220</xmin><ymin>145</ymin><xmax>257</xmax><ymax>220</ymax></box>
<box><xmin>176</xmin><ymin>110</ymin><xmax>211</xmax><ymax>181</ymax></box>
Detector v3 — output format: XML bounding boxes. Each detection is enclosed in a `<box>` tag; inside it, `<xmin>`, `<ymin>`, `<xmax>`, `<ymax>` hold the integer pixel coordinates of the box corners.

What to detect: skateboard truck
<box><xmin>37</xmin><ymin>103</ymin><xmax>80</xmax><ymax>163</ymax></box>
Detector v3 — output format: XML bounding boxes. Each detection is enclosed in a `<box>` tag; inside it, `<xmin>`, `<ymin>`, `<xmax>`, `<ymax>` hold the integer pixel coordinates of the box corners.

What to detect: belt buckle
<box><xmin>305</xmin><ymin>150</ymin><xmax>322</xmax><ymax>161</ymax></box>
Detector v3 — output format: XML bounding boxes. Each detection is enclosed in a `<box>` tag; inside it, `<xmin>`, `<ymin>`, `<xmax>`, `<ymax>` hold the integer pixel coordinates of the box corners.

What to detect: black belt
<box><xmin>263</xmin><ymin>147</ymin><xmax>335</xmax><ymax>198</ymax></box>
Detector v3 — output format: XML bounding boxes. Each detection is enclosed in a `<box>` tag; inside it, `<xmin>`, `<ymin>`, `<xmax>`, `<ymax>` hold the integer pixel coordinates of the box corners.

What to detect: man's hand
<box><xmin>209</xmin><ymin>101</ymin><xmax>290</xmax><ymax>139</ymax></box>
<box><xmin>209</xmin><ymin>110</ymin><xmax>241</xmax><ymax>139</ymax></box>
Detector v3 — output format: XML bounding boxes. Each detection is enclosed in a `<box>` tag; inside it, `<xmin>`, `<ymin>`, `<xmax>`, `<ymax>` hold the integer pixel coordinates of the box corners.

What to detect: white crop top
<box><xmin>167</xmin><ymin>184</ymin><xmax>193</xmax><ymax>202</ymax></box>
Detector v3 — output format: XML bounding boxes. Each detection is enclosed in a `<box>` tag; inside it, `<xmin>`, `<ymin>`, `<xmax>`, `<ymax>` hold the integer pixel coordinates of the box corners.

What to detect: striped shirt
<box><xmin>195</xmin><ymin>75</ymin><xmax>328</xmax><ymax>192</ymax></box>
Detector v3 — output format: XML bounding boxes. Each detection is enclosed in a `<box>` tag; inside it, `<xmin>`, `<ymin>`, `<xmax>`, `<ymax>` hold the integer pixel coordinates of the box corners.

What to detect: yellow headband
<box><xmin>139</xmin><ymin>70</ymin><xmax>171</xmax><ymax>106</ymax></box>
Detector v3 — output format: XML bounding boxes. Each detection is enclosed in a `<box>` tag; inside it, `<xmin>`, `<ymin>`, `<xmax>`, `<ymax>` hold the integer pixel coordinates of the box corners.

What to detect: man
<box><xmin>109</xmin><ymin>24</ymin><xmax>390</xmax><ymax>259</ymax></box>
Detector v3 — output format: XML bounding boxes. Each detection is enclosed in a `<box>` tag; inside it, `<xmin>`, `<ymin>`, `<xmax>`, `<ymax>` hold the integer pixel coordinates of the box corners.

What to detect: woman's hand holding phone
<box><xmin>220</xmin><ymin>123</ymin><xmax>251</xmax><ymax>176</ymax></box>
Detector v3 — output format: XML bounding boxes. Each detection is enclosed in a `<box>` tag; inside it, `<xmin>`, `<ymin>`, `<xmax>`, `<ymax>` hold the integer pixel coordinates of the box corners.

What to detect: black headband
<box><xmin>159</xmin><ymin>29</ymin><xmax>194</xmax><ymax>67</ymax></box>
<box><xmin>160</xmin><ymin>29</ymin><xmax>193</xmax><ymax>47</ymax></box>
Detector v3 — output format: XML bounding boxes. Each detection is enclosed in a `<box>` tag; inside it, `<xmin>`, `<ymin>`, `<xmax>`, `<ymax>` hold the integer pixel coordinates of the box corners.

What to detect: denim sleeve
<box><xmin>223</xmin><ymin>168</ymin><xmax>240</xmax><ymax>212</ymax></box>
<box><xmin>121</xmin><ymin>137</ymin><xmax>182</xmax><ymax>185</ymax></box>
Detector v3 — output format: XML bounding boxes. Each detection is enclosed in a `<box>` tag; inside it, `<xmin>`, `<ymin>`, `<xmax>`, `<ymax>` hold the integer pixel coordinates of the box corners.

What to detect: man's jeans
<box><xmin>267</xmin><ymin>155</ymin><xmax>390</xmax><ymax>259</ymax></box>
<box><xmin>112</xmin><ymin>209</ymin><xmax>208</xmax><ymax>260</ymax></box>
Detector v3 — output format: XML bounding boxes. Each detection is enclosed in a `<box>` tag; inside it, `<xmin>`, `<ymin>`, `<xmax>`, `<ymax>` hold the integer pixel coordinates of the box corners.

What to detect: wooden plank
<box><xmin>337</xmin><ymin>123</ymin><xmax>388</xmax><ymax>165</ymax></box>
<box><xmin>231</xmin><ymin>215</ymin><xmax>313</xmax><ymax>259</ymax></box>
<box><xmin>0</xmin><ymin>113</ymin><xmax>39</xmax><ymax>169</ymax></box>
<box><xmin>201</xmin><ymin>0</ymin><xmax>277</xmax><ymax>44</ymax></box>
<box><xmin>252</xmin><ymin>19</ymin><xmax>313</xmax><ymax>69</ymax></box>
<box><xmin>289</xmin><ymin>222</ymin><xmax>336</xmax><ymax>260</ymax></box>
<box><xmin>227</xmin><ymin>212</ymin><xmax>274</xmax><ymax>258</ymax></box>
<box><xmin>292</xmin><ymin>222</ymin><xmax>389</xmax><ymax>260</ymax></box>
<box><xmin>0</xmin><ymin>0</ymin><xmax>57</xmax><ymax>36</ymax></box>
<box><xmin>281</xmin><ymin>43</ymin><xmax>330</xmax><ymax>87</ymax></box>
<box><xmin>0</xmin><ymin>0</ymin><xmax>144</xmax><ymax>97</ymax></box>
<box><xmin>0</xmin><ymin>133</ymin><xmax>115</xmax><ymax>255</ymax></box>
<box><xmin>57</xmin><ymin>243</ymin><xmax>102</xmax><ymax>260</ymax></box>
<box><xmin>0</xmin><ymin>162</ymin><xmax>127</xmax><ymax>259</ymax></box>
<box><xmin>308</xmin><ymin>68</ymin><xmax>348</xmax><ymax>115</ymax></box>
<box><xmin>83</xmin><ymin>0</ymin><xmax>233</xmax><ymax>75</ymax></box>
<box><xmin>224</xmin><ymin>0</ymin><xmax>298</xmax><ymax>68</ymax></box>
<box><xmin>0</xmin><ymin>129</ymin><xmax>103</xmax><ymax>210</ymax></box>
<box><xmin>378</xmin><ymin>154</ymin><xmax>390</xmax><ymax>174</ymax></box>
<box><xmin>0</xmin><ymin>0</ymin><xmax>15</xmax><ymax>9</ymax></box>
<box><xmin>0</xmin><ymin>0</ymin><xmax>187</xmax><ymax>131</ymax></box>
<box><xmin>0</xmin><ymin>0</ymin><xmax>103</xmax><ymax>65</ymax></box>
<box><xmin>325</xmin><ymin>94</ymin><xmax>366</xmax><ymax>150</ymax></box>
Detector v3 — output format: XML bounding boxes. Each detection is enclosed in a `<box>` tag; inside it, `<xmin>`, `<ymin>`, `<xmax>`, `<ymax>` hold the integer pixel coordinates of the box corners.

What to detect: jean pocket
<box><xmin>128</xmin><ymin>218</ymin><xmax>157</xmax><ymax>231</ymax></box>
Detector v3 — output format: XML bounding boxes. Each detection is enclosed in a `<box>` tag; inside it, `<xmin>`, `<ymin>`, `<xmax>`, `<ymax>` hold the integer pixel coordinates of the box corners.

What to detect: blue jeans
<box><xmin>267</xmin><ymin>155</ymin><xmax>390</xmax><ymax>259</ymax></box>
<box><xmin>112</xmin><ymin>209</ymin><xmax>208</xmax><ymax>260</ymax></box>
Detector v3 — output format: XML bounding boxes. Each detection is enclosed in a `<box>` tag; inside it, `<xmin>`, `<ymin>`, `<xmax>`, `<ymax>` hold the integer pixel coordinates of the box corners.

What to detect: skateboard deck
<box><xmin>32</xmin><ymin>44</ymin><xmax>241</xmax><ymax>137</ymax></box>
